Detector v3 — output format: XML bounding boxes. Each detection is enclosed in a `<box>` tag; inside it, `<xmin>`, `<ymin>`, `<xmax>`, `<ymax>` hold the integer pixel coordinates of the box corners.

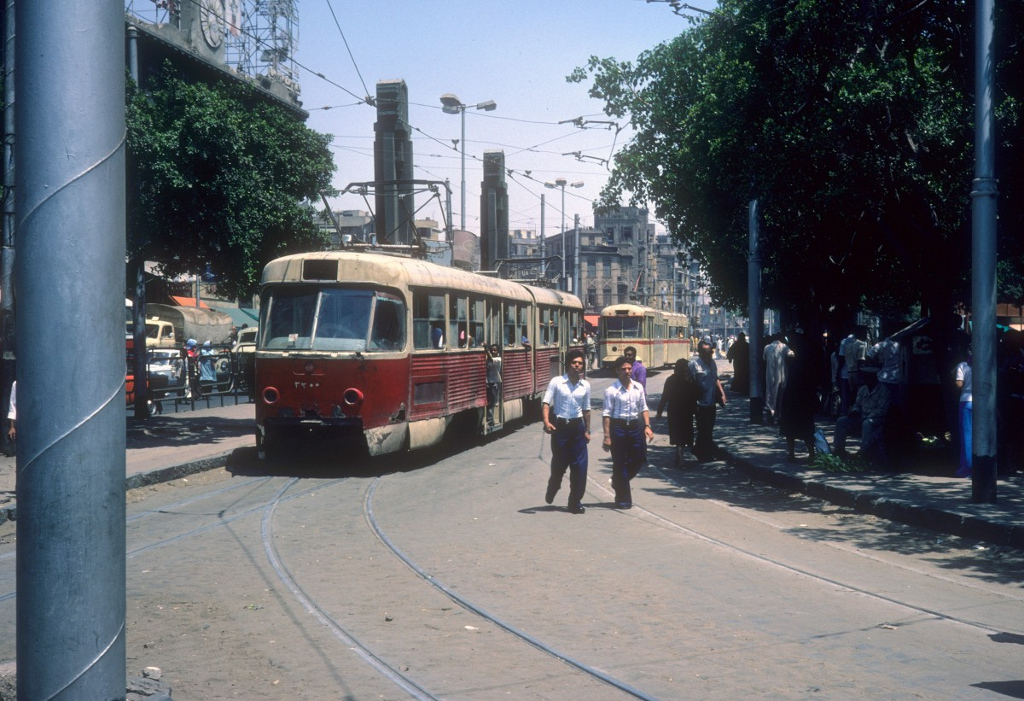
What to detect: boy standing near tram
<box><xmin>541</xmin><ymin>350</ymin><xmax>592</xmax><ymax>514</ymax></box>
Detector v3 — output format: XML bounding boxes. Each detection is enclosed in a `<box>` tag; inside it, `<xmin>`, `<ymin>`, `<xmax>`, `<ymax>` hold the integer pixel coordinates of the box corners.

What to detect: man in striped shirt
<box><xmin>541</xmin><ymin>349</ymin><xmax>592</xmax><ymax>514</ymax></box>
<box><xmin>602</xmin><ymin>355</ymin><xmax>654</xmax><ymax>509</ymax></box>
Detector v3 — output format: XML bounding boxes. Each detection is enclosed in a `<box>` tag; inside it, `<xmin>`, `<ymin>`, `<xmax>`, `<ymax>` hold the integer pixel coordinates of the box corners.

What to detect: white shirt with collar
<box><xmin>602</xmin><ymin>380</ymin><xmax>649</xmax><ymax>420</ymax></box>
<box><xmin>542</xmin><ymin>375</ymin><xmax>590</xmax><ymax>419</ymax></box>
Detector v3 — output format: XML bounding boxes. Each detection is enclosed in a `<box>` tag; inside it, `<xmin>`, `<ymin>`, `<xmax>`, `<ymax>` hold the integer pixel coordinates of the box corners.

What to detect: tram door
<box><xmin>485</xmin><ymin>298</ymin><xmax>504</xmax><ymax>430</ymax></box>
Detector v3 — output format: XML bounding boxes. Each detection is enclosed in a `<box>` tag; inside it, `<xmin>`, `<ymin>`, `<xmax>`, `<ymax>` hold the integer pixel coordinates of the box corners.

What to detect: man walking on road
<box><xmin>602</xmin><ymin>355</ymin><xmax>654</xmax><ymax>509</ymax></box>
<box><xmin>541</xmin><ymin>349</ymin><xmax>592</xmax><ymax>514</ymax></box>
<box><xmin>690</xmin><ymin>340</ymin><xmax>726</xmax><ymax>462</ymax></box>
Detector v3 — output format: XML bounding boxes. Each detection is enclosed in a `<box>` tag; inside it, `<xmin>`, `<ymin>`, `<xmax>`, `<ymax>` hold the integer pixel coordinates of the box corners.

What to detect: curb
<box><xmin>0</xmin><ymin>452</ymin><xmax>233</xmax><ymax>525</ymax></box>
<box><xmin>720</xmin><ymin>449</ymin><xmax>1024</xmax><ymax>550</ymax></box>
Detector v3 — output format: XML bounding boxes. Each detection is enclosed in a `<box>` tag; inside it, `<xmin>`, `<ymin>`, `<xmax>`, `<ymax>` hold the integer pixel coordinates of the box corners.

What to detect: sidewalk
<box><xmin>0</xmin><ymin>402</ymin><xmax>255</xmax><ymax>521</ymax></box>
<box><xmin>0</xmin><ymin>376</ymin><xmax>1020</xmax><ymax>549</ymax></box>
<box><xmin>704</xmin><ymin>359</ymin><xmax>1024</xmax><ymax>550</ymax></box>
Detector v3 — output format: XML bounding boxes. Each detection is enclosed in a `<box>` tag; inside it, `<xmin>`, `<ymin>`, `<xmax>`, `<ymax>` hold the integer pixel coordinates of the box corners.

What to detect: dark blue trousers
<box><xmin>548</xmin><ymin>421</ymin><xmax>588</xmax><ymax>509</ymax></box>
<box><xmin>610</xmin><ymin>424</ymin><xmax>645</xmax><ymax>505</ymax></box>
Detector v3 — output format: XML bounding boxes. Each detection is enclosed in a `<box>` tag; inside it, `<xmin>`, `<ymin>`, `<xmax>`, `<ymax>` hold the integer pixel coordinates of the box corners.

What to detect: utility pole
<box><xmin>971</xmin><ymin>0</ymin><xmax>998</xmax><ymax>503</ymax></box>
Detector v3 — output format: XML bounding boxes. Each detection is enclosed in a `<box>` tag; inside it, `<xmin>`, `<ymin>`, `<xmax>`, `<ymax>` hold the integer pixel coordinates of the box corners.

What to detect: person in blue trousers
<box><xmin>541</xmin><ymin>349</ymin><xmax>592</xmax><ymax>514</ymax></box>
<box><xmin>602</xmin><ymin>355</ymin><xmax>654</xmax><ymax>508</ymax></box>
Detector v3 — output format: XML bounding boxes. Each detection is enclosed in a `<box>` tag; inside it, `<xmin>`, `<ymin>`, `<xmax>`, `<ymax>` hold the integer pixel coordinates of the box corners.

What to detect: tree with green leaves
<box><xmin>126</xmin><ymin>64</ymin><xmax>335</xmax><ymax>300</ymax></box>
<box><xmin>571</xmin><ymin>0</ymin><xmax>1023</xmax><ymax>328</ymax></box>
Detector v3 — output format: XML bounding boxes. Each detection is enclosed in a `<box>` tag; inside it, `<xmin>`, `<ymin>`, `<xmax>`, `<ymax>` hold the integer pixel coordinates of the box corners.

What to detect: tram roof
<box><xmin>599</xmin><ymin>303</ymin><xmax>687</xmax><ymax>322</ymax></box>
<box><xmin>262</xmin><ymin>251</ymin><xmax>582</xmax><ymax>310</ymax></box>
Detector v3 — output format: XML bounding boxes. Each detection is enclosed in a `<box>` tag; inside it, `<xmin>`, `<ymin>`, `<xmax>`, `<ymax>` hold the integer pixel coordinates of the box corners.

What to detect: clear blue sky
<box><xmin>295</xmin><ymin>0</ymin><xmax>717</xmax><ymax>237</ymax></box>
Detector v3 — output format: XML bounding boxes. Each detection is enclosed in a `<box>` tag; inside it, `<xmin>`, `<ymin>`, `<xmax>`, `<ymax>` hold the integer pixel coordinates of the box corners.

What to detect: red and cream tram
<box><xmin>254</xmin><ymin>251</ymin><xmax>584</xmax><ymax>457</ymax></box>
<box><xmin>598</xmin><ymin>303</ymin><xmax>690</xmax><ymax>370</ymax></box>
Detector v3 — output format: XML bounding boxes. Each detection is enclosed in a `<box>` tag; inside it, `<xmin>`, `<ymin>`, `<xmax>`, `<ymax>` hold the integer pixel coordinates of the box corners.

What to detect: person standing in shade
<box><xmin>726</xmin><ymin>332</ymin><xmax>750</xmax><ymax>394</ymax></box>
<box><xmin>690</xmin><ymin>340</ymin><xmax>727</xmax><ymax>462</ymax></box>
<box><xmin>624</xmin><ymin>346</ymin><xmax>647</xmax><ymax>389</ymax></box>
<box><xmin>955</xmin><ymin>354</ymin><xmax>972</xmax><ymax>478</ymax></box>
<box><xmin>656</xmin><ymin>359</ymin><xmax>697</xmax><ymax>465</ymax></box>
<box><xmin>779</xmin><ymin>329</ymin><xmax>820</xmax><ymax>462</ymax></box>
<box><xmin>486</xmin><ymin>344</ymin><xmax>502</xmax><ymax>426</ymax></box>
<box><xmin>763</xmin><ymin>334</ymin><xmax>789</xmax><ymax>423</ymax></box>
<box><xmin>602</xmin><ymin>355</ymin><xmax>654</xmax><ymax>508</ymax></box>
<box><xmin>541</xmin><ymin>349</ymin><xmax>592</xmax><ymax>514</ymax></box>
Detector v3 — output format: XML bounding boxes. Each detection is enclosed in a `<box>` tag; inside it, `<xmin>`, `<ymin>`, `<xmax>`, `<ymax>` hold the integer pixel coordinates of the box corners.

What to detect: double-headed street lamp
<box><xmin>440</xmin><ymin>93</ymin><xmax>497</xmax><ymax>233</ymax></box>
<box><xmin>544</xmin><ymin>178</ymin><xmax>584</xmax><ymax>292</ymax></box>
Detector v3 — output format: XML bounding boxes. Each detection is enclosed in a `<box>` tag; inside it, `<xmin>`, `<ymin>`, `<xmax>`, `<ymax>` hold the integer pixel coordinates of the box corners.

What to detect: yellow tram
<box><xmin>597</xmin><ymin>304</ymin><xmax>690</xmax><ymax>370</ymax></box>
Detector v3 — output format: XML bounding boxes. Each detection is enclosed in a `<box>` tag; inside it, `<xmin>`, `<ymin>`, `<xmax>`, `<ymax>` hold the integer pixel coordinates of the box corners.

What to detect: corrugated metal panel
<box><xmin>409</xmin><ymin>352</ymin><xmax>487</xmax><ymax>418</ymax></box>
<box><xmin>502</xmin><ymin>350</ymin><xmax>533</xmax><ymax>397</ymax></box>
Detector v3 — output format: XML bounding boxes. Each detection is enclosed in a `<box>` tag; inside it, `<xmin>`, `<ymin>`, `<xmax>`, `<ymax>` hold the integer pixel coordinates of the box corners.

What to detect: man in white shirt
<box><xmin>541</xmin><ymin>350</ymin><xmax>592</xmax><ymax>514</ymax></box>
<box><xmin>602</xmin><ymin>355</ymin><xmax>654</xmax><ymax>509</ymax></box>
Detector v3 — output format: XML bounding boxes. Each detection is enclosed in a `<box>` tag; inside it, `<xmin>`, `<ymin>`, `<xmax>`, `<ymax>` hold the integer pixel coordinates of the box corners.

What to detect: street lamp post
<box><xmin>544</xmin><ymin>178</ymin><xmax>583</xmax><ymax>292</ymax></box>
<box><xmin>440</xmin><ymin>93</ymin><xmax>497</xmax><ymax>233</ymax></box>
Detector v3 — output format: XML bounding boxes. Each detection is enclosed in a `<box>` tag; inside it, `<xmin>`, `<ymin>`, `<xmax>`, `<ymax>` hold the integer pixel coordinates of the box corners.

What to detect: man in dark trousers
<box><xmin>690</xmin><ymin>340</ymin><xmax>726</xmax><ymax>462</ymax></box>
<box><xmin>726</xmin><ymin>332</ymin><xmax>750</xmax><ymax>394</ymax></box>
<box><xmin>602</xmin><ymin>355</ymin><xmax>654</xmax><ymax>509</ymax></box>
<box><xmin>541</xmin><ymin>349</ymin><xmax>592</xmax><ymax>514</ymax></box>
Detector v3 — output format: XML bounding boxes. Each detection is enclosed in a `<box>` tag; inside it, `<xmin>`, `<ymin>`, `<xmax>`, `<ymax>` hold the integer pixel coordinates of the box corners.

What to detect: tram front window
<box><xmin>312</xmin><ymin>289</ymin><xmax>373</xmax><ymax>351</ymax></box>
<box><xmin>263</xmin><ymin>286</ymin><xmax>405</xmax><ymax>353</ymax></box>
<box><xmin>603</xmin><ymin>317</ymin><xmax>641</xmax><ymax>339</ymax></box>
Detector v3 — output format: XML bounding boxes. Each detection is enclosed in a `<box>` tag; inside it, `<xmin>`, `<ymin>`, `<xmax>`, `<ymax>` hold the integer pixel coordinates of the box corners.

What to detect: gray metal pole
<box><xmin>445</xmin><ymin>178</ymin><xmax>453</xmax><ymax>242</ymax></box>
<box><xmin>748</xmin><ymin>199</ymin><xmax>764</xmax><ymax>423</ymax></box>
<box><xmin>128</xmin><ymin>23</ymin><xmax>150</xmax><ymax>418</ymax></box>
<box><xmin>1</xmin><ymin>0</ymin><xmax>16</xmax><ymax>422</ymax></box>
<box><xmin>539</xmin><ymin>194</ymin><xmax>546</xmax><ymax>280</ymax></box>
<box><xmin>971</xmin><ymin>0</ymin><xmax>998</xmax><ymax>503</ymax></box>
<box><xmin>15</xmin><ymin>2</ymin><xmax>127</xmax><ymax>697</ymax></box>
<box><xmin>460</xmin><ymin>106</ymin><xmax>466</xmax><ymax>232</ymax></box>
<box><xmin>560</xmin><ymin>184</ymin><xmax>566</xmax><ymax>291</ymax></box>
<box><xmin>573</xmin><ymin>213</ymin><xmax>580</xmax><ymax>298</ymax></box>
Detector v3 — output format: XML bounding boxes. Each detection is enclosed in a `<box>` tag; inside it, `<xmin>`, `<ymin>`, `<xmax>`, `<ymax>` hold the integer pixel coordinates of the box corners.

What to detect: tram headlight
<box><xmin>343</xmin><ymin>388</ymin><xmax>364</xmax><ymax>406</ymax></box>
<box><xmin>263</xmin><ymin>386</ymin><xmax>280</xmax><ymax>404</ymax></box>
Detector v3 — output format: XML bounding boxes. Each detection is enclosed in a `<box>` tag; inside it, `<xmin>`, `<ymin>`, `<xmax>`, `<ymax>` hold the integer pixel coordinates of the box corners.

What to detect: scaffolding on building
<box><xmin>124</xmin><ymin>0</ymin><xmax>299</xmax><ymax>95</ymax></box>
<box><xmin>226</xmin><ymin>0</ymin><xmax>299</xmax><ymax>95</ymax></box>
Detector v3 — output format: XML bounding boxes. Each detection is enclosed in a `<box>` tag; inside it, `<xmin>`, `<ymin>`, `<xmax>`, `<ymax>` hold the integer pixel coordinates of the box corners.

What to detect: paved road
<box><xmin>0</xmin><ymin>364</ymin><xmax>1022</xmax><ymax>697</ymax></box>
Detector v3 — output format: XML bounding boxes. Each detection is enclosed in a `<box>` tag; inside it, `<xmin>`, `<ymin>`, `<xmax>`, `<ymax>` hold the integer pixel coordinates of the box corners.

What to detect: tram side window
<box><xmin>505</xmin><ymin>304</ymin><xmax>518</xmax><ymax>346</ymax></box>
<box><xmin>450</xmin><ymin>296</ymin><xmax>469</xmax><ymax>348</ymax></box>
<box><xmin>570</xmin><ymin>312</ymin><xmax>580</xmax><ymax>342</ymax></box>
<box><xmin>413</xmin><ymin>292</ymin><xmax>446</xmax><ymax>349</ymax></box>
<box><xmin>518</xmin><ymin>306</ymin><xmax>529</xmax><ymax>346</ymax></box>
<box><xmin>469</xmin><ymin>298</ymin><xmax>484</xmax><ymax>347</ymax></box>
<box><xmin>539</xmin><ymin>308</ymin><xmax>550</xmax><ymax>345</ymax></box>
<box><xmin>370</xmin><ymin>294</ymin><xmax>406</xmax><ymax>351</ymax></box>
<box><xmin>263</xmin><ymin>285</ymin><xmax>317</xmax><ymax>349</ymax></box>
<box><xmin>549</xmin><ymin>308</ymin><xmax>559</xmax><ymax>345</ymax></box>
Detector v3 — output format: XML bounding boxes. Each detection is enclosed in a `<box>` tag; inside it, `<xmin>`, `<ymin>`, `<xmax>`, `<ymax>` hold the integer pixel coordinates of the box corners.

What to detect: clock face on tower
<box><xmin>200</xmin><ymin>0</ymin><xmax>225</xmax><ymax>49</ymax></box>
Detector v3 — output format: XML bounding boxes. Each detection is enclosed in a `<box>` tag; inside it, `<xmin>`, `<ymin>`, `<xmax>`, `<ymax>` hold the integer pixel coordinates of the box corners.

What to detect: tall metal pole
<box><xmin>127</xmin><ymin>23</ymin><xmax>150</xmax><ymax>418</ymax></box>
<box><xmin>573</xmin><ymin>213</ymin><xmax>581</xmax><ymax>299</ymax></box>
<box><xmin>560</xmin><ymin>183</ymin><xmax>566</xmax><ymax>291</ymax></box>
<box><xmin>16</xmin><ymin>1</ymin><xmax>127</xmax><ymax>697</ymax></box>
<box><xmin>459</xmin><ymin>106</ymin><xmax>466</xmax><ymax>232</ymax></box>
<box><xmin>539</xmin><ymin>194</ymin><xmax>546</xmax><ymax>280</ymax></box>
<box><xmin>971</xmin><ymin>0</ymin><xmax>998</xmax><ymax>503</ymax></box>
<box><xmin>1</xmin><ymin>0</ymin><xmax>17</xmax><ymax>427</ymax></box>
<box><xmin>748</xmin><ymin>199</ymin><xmax>764</xmax><ymax>423</ymax></box>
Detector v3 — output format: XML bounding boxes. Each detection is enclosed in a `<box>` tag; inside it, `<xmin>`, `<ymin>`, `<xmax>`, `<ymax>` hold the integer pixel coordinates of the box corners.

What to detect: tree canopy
<box><xmin>126</xmin><ymin>65</ymin><xmax>336</xmax><ymax>299</ymax></box>
<box><xmin>571</xmin><ymin>0</ymin><xmax>1023</xmax><ymax>326</ymax></box>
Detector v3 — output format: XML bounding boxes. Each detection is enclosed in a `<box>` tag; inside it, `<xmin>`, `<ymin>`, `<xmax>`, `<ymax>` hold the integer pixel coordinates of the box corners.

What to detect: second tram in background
<box><xmin>254</xmin><ymin>250</ymin><xmax>584</xmax><ymax>458</ymax></box>
<box><xmin>597</xmin><ymin>304</ymin><xmax>690</xmax><ymax>370</ymax></box>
